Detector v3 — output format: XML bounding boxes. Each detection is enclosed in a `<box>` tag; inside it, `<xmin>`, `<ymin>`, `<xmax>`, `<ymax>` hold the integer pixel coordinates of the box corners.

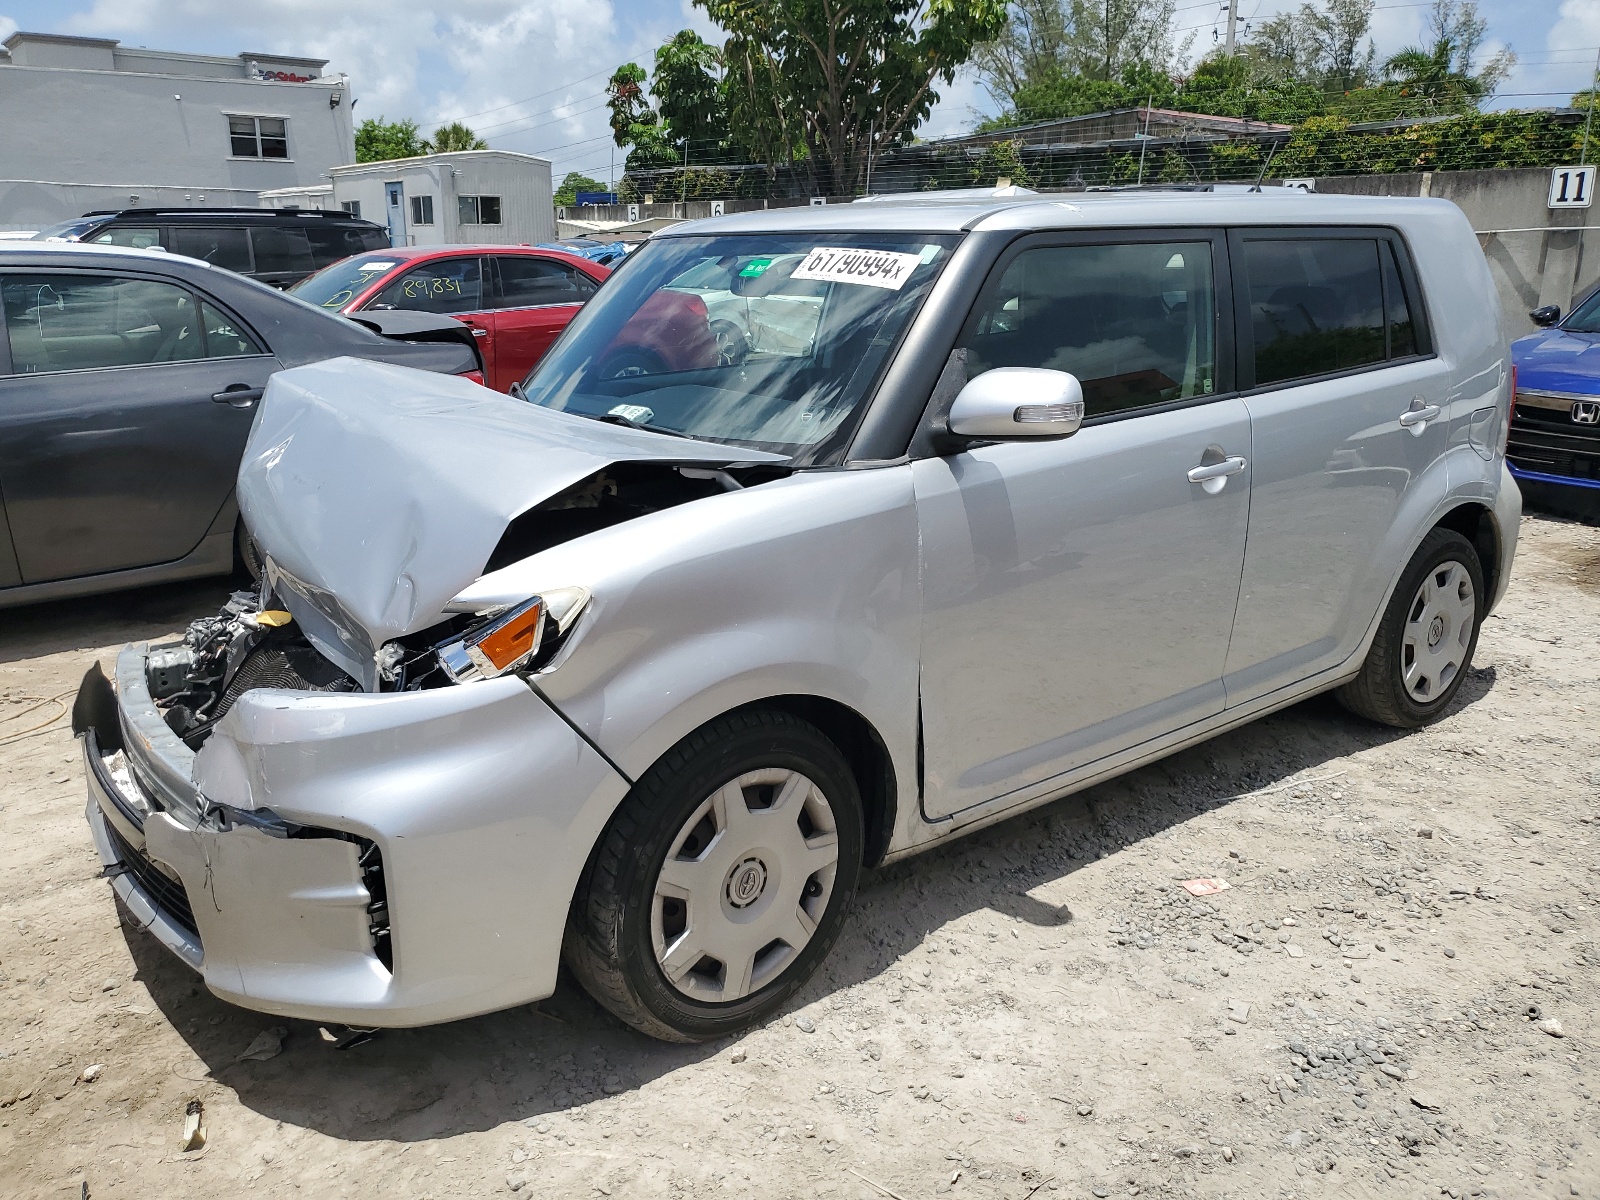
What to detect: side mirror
<box><xmin>946</xmin><ymin>368</ymin><xmax>1085</xmax><ymax>441</ymax></box>
<box><xmin>1530</xmin><ymin>305</ymin><xmax>1562</xmax><ymax>327</ymax></box>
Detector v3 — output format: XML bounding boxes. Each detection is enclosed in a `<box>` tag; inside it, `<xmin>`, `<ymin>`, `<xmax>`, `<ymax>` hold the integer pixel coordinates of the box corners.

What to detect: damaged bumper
<box><xmin>78</xmin><ymin>643</ymin><xmax>630</xmax><ymax>1027</ymax></box>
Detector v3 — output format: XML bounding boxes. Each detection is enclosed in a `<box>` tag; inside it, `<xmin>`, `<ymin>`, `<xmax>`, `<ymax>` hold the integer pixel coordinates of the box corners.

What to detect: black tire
<box><xmin>597</xmin><ymin>348</ymin><xmax>667</xmax><ymax>379</ymax></box>
<box><xmin>1336</xmin><ymin>527</ymin><xmax>1485</xmax><ymax>728</ymax></box>
<box><xmin>235</xmin><ymin>520</ymin><xmax>264</xmax><ymax>583</ymax></box>
<box><xmin>564</xmin><ymin>709</ymin><xmax>864</xmax><ymax>1042</ymax></box>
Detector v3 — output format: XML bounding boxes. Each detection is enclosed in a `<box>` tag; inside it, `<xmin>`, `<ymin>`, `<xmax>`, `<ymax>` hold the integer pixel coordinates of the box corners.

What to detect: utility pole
<box><xmin>1584</xmin><ymin>46</ymin><xmax>1600</xmax><ymax>166</ymax></box>
<box><xmin>1224</xmin><ymin>0</ymin><xmax>1239</xmax><ymax>55</ymax></box>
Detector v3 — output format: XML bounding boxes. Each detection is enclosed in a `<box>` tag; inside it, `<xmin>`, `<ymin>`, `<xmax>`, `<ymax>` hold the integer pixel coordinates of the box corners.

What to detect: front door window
<box><xmin>369</xmin><ymin>258</ymin><xmax>484</xmax><ymax>315</ymax></box>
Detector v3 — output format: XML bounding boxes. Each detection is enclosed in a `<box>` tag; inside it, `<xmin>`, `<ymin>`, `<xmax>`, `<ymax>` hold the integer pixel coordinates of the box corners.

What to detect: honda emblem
<box><xmin>1574</xmin><ymin>400</ymin><xmax>1600</xmax><ymax>425</ymax></box>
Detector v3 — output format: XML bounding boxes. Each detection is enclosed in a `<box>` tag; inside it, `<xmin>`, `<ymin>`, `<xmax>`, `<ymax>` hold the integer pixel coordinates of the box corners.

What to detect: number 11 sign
<box><xmin>1549</xmin><ymin>166</ymin><xmax>1596</xmax><ymax>209</ymax></box>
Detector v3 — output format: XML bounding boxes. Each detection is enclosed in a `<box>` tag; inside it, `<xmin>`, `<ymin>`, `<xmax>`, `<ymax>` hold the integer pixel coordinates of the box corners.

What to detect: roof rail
<box><xmin>78</xmin><ymin>207</ymin><xmax>372</xmax><ymax>221</ymax></box>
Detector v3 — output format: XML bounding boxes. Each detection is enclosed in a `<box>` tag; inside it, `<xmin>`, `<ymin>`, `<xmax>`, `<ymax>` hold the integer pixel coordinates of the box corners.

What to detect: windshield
<box><xmin>1565</xmin><ymin>288</ymin><xmax>1600</xmax><ymax>333</ymax></box>
<box><xmin>289</xmin><ymin>253</ymin><xmax>405</xmax><ymax>310</ymax></box>
<box><xmin>519</xmin><ymin>232</ymin><xmax>957</xmax><ymax>460</ymax></box>
<box><xmin>33</xmin><ymin>218</ymin><xmax>102</xmax><ymax>242</ymax></box>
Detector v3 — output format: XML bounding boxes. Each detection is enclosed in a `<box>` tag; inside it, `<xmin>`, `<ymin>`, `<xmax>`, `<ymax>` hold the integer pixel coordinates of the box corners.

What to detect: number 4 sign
<box><xmin>1549</xmin><ymin>166</ymin><xmax>1596</xmax><ymax>209</ymax></box>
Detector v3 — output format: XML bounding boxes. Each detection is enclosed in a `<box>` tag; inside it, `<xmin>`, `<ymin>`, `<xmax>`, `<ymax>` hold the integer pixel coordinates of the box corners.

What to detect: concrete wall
<box><xmin>0</xmin><ymin>58</ymin><xmax>353</xmax><ymax>230</ymax></box>
<box><xmin>330</xmin><ymin>151</ymin><xmax>554</xmax><ymax>247</ymax></box>
<box><xmin>1311</xmin><ymin>168</ymin><xmax>1600</xmax><ymax>346</ymax></box>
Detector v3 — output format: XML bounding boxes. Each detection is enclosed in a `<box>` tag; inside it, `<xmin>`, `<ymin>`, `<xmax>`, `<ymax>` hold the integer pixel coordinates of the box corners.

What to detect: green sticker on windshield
<box><xmin>739</xmin><ymin>258</ymin><xmax>775</xmax><ymax>278</ymax></box>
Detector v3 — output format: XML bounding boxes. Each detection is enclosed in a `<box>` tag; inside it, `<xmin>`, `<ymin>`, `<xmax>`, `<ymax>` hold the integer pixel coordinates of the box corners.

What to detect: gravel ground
<box><xmin>1</xmin><ymin>512</ymin><xmax>1597</xmax><ymax>1200</ymax></box>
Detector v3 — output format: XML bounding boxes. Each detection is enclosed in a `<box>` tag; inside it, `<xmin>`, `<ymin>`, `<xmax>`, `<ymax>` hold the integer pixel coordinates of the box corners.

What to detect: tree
<box><xmin>554</xmin><ymin>172</ymin><xmax>611</xmax><ymax>206</ymax></box>
<box><xmin>607</xmin><ymin>62</ymin><xmax>681</xmax><ymax>171</ymax></box>
<box><xmin>973</xmin><ymin>0</ymin><xmax>1074</xmax><ymax>108</ymax></box>
<box><xmin>974</xmin><ymin>0</ymin><xmax>1187</xmax><ymax>112</ymax></box>
<box><xmin>1250</xmin><ymin>0</ymin><xmax>1374</xmax><ymax>93</ymax></box>
<box><xmin>355</xmin><ymin>116</ymin><xmax>427</xmax><ymax>162</ymax></box>
<box><xmin>1380</xmin><ymin>1</ymin><xmax>1514</xmax><ymax>114</ymax></box>
<box><xmin>703</xmin><ymin>0</ymin><xmax>1008</xmax><ymax>196</ymax></box>
<box><xmin>1062</xmin><ymin>0</ymin><xmax>1187</xmax><ymax>82</ymax></box>
<box><xmin>653</xmin><ymin>30</ymin><xmax>728</xmax><ymax>156</ymax></box>
<box><xmin>427</xmin><ymin>121</ymin><xmax>488</xmax><ymax>152</ymax></box>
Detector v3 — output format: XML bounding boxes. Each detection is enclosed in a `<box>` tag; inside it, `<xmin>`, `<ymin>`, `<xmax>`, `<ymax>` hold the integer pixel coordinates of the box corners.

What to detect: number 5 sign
<box><xmin>1549</xmin><ymin>166</ymin><xmax>1596</xmax><ymax>209</ymax></box>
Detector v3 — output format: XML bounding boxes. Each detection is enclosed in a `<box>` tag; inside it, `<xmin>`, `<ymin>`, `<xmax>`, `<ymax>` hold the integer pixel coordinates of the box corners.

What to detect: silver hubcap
<box><xmin>652</xmin><ymin>768</ymin><xmax>839</xmax><ymax>1003</ymax></box>
<box><xmin>1401</xmin><ymin>559</ymin><xmax>1476</xmax><ymax>703</ymax></box>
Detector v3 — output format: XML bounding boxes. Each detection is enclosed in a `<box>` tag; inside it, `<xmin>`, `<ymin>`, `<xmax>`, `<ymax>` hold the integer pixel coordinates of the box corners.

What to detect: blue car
<box><xmin>535</xmin><ymin>238</ymin><xmax>629</xmax><ymax>267</ymax></box>
<box><xmin>1509</xmin><ymin>292</ymin><xmax>1600</xmax><ymax>517</ymax></box>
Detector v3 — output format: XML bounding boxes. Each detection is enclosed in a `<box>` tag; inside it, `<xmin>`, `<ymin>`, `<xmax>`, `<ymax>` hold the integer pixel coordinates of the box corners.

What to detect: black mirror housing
<box><xmin>1530</xmin><ymin>305</ymin><xmax>1562</xmax><ymax>327</ymax></box>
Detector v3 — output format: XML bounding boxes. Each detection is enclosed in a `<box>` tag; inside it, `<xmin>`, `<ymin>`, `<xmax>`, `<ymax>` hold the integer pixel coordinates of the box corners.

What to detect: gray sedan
<box><xmin>0</xmin><ymin>243</ymin><xmax>479</xmax><ymax>607</ymax></box>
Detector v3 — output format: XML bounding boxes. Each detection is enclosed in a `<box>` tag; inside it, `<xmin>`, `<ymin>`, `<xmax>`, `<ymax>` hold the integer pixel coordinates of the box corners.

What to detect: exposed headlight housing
<box><xmin>435</xmin><ymin>586</ymin><xmax>590</xmax><ymax>683</ymax></box>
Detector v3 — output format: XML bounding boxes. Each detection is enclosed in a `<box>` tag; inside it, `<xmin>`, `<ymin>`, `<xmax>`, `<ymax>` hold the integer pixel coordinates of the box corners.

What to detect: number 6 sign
<box><xmin>1549</xmin><ymin>166</ymin><xmax>1596</xmax><ymax>209</ymax></box>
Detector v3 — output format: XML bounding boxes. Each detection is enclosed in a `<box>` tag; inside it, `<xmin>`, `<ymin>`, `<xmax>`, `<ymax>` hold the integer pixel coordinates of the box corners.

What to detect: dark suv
<box><xmin>32</xmin><ymin>208</ymin><xmax>391</xmax><ymax>288</ymax></box>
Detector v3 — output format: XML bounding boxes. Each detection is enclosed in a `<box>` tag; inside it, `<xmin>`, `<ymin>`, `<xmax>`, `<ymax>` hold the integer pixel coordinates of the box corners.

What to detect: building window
<box><xmin>229</xmin><ymin>115</ymin><xmax>289</xmax><ymax>159</ymax></box>
<box><xmin>410</xmin><ymin>195</ymin><xmax>435</xmax><ymax>226</ymax></box>
<box><xmin>458</xmin><ymin>195</ymin><xmax>502</xmax><ymax>225</ymax></box>
<box><xmin>340</xmin><ymin>200</ymin><xmax>362</xmax><ymax>219</ymax></box>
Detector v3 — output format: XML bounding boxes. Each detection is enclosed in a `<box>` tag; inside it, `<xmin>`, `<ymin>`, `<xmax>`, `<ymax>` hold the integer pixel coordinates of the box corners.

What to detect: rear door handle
<box><xmin>212</xmin><ymin>385</ymin><xmax>264</xmax><ymax>408</ymax></box>
<box><xmin>1399</xmin><ymin>402</ymin><xmax>1441</xmax><ymax>429</ymax></box>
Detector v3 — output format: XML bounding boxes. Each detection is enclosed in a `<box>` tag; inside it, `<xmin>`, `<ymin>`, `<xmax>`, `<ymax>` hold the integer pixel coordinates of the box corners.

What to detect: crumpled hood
<box><xmin>1512</xmin><ymin>327</ymin><xmax>1600</xmax><ymax>394</ymax></box>
<box><xmin>237</xmin><ymin>357</ymin><xmax>784</xmax><ymax>687</ymax></box>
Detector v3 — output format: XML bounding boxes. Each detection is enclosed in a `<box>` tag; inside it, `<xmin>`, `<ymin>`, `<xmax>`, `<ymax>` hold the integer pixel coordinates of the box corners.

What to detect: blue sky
<box><xmin>0</xmin><ymin>0</ymin><xmax>1592</xmax><ymax>185</ymax></box>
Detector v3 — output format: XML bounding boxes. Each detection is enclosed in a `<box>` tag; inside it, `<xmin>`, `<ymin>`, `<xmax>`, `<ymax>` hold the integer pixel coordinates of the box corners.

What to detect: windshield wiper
<box><xmin>587</xmin><ymin>411</ymin><xmax>694</xmax><ymax>440</ymax></box>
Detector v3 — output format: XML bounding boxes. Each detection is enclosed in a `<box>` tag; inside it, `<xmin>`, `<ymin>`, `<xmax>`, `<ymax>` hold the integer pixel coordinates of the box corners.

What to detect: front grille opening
<box><xmin>357</xmin><ymin>838</ymin><xmax>392</xmax><ymax>972</ymax></box>
<box><xmin>104</xmin><ymin>821</ymin><xmax>199</xmax><ymax>938</ymax></box>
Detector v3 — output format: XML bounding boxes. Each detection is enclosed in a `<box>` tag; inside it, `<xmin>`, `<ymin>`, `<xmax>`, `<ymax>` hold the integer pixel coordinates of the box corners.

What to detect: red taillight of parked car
<box><xmin>458</xmin><ymin>369</ymin><xmax>486</xmax><ymax>386</ymax></box>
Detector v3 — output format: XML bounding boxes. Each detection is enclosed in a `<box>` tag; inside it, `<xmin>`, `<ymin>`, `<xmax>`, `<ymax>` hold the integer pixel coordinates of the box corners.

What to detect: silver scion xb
<box><xmin>76</xmin><ymin>189</ymin><xmax>1520</xmax><ymax>1041</ymax></box>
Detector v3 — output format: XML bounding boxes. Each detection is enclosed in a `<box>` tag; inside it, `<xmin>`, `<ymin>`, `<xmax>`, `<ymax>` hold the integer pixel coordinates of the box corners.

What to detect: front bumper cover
<box><xmin>78</xmin><ymin>643</ymin><xmax>630</xmax><ymax>1027</ymax></box>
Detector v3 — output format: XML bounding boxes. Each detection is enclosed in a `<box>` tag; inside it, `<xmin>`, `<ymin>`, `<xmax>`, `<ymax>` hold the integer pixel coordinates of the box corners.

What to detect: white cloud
<box><xmin>1551</xmin><ymin>0</ymin><xmax>1600</xmax><ymax>48</ymax></box>
<box><xmin>0</xmin><ymin>16</ymin><xmax>16</xmax><ymax>40</ymax></box>
<box><xmin>60</xmin><ymin>0</ymin><xmax>626</xmax><ymax>175</ymax></box>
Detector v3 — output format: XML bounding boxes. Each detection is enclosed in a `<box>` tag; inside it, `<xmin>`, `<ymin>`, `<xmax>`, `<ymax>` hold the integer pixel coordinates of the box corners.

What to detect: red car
<box><xmin>290</xmin><ymin>245</ymin><xmax>609</xmax><ymax>392</ymax></box>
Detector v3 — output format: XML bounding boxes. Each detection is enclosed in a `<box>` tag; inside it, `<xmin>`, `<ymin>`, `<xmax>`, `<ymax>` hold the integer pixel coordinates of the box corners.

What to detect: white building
<box><xmin>0</xmin><ymin>31</ymin><xmax>353</xmax><ymax>231</ymax></box>
<box><xmin>321</xmin><ymin>151</ymin><xmax>556</xmax><ymax>247</ymax></box>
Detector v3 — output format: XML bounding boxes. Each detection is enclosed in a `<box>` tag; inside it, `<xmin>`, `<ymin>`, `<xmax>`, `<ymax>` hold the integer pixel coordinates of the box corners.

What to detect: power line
<box><xmin>414</xmin><ymin>68</ymin><xmax>615</xmax><ymax>129</ymax></box>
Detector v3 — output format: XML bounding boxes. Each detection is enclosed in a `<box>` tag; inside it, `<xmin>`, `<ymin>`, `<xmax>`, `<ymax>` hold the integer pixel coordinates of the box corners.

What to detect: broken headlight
<box><xmin>434</xmin><ymin>586</ymin><xmax>590</xmax><ymax>683</ymax></box>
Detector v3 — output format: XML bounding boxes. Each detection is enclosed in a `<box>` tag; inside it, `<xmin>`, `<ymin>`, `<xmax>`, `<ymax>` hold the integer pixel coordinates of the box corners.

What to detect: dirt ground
<box><xmin>1</xmin><ymin>513</ymin><xmax>1597</xmax><ymax>1200</ymax></box>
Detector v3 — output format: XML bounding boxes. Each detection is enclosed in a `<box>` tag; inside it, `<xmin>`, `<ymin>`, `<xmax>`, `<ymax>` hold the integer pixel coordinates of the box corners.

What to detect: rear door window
<box><xmin>250</xmin><ymin>227</ymin><xmax>315</xmax><ymax>276</ymax></box>
<box><xmin>171</xmin><ymin>226</ymin><xmax>253</xmax><ymax>273</ymax></box>
<box><xmin>1</xmin><ymin>274</ymin><xmax>204</xmax><ymax>372</ymax></box>
<box><xmin>958</xmin><ymin>240</ymin><xmax>1218</xmax><ymax>418</ymax></box>
<box><xmin>88</xmin><ymin>226</ymin><xmax>161</xmax><ymax>250</ymax></box>
<box><xmin>371</xmin><ymin>257</ymin><xmax>484</xmax><ymax>314</ymax></box>
<box><xmin>495</xmin><ymin>256</ymin><xmax>597</xmax><ymax>308</ymax></box>
<box><xmin>1240</xmin><ymin>235</ymin><xmax>1425</xmax><ymax>386</ymax></box>
<box><xmin>304</xmin><ymin>225</ymin><xmax>377</xmax><ymax>267</ymax></box>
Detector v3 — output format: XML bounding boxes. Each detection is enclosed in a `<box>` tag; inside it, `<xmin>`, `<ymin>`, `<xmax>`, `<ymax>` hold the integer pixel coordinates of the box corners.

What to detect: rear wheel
<box><xmin>565</xmin><ymin>709</ymin><xmax>863</xmax><ymax>1042</ymax></box>
<box><xmin>1336</xmin><ymin>528</ymin><xmax>1484</xmax><ymax>728</ymax></box>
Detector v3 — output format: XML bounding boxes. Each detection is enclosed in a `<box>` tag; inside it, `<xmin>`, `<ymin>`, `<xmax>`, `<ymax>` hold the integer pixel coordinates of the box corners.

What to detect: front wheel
<box><xmin>235</xmin><ymin>520</ymin><xmax>264</xmax><ymax>582</ymax></box>
<box><xmin>565</xmin><ymin>709</ymin><xmax>863</xmax><ymax>1042</ymax></box>
<box><xmin>1336</xmin><ymin>527</ymin><xmax>1484</xmax><ymax>728</ymax></box>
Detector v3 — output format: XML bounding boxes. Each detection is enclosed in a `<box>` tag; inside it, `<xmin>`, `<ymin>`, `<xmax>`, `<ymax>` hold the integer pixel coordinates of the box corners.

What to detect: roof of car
<box><xmin>0</xmin><ymin>242</ymin><xmax>212</xmax><ymax>268</ymax></box>
<box><xmin>663</xmin><ymin>188</ymin><xmax>1465</xmax><ymax>237</ymax></box>
<box><xmin>84</xmin><ymin>207</ymin><xmax>383</xmax><ymax>225</ymax></box>
<box><xmin>340</xmin><ymin>244</ymin><xmax>609</xmax><ymax>272</ymax></box>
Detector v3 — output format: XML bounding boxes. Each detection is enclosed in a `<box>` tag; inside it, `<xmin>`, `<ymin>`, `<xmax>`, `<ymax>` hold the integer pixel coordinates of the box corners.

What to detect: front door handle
<box><xmin>1190</xmin><ymin>454</ymin><xmax>1248</xmax><ymax>492</ymax></box>
<box><xmin>1399</xmin><ymin>401</ymin><xmax>1441</xmax><ymax>432</ymax></box>
<box><xmin>212</xmin><ymin>385</ymin><xmax>264</xmax><ymax>408</ymax></box>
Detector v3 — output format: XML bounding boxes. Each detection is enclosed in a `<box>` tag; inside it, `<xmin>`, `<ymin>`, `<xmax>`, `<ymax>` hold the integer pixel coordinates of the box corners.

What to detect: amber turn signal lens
<box><xmin>465</xmin><ymin>597</ymin><xmax>545</xmax><ymax>676</ymax></box>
